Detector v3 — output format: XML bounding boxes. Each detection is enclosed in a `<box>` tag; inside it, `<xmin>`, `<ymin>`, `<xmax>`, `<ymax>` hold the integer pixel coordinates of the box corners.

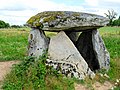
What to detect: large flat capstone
<box><xmin>48</xmin><ymin>31</ymin><xmax>95</xmax><ymax>79</ymax></box>
<box><xmin>27</xmin><ymin>11</ymin><xmax>109</xmax><ymax>31</ymax></box>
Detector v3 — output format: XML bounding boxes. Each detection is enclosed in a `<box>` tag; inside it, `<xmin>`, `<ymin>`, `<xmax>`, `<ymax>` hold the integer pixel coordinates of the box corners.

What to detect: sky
<box><xmin>0</xmin><ymin>0</ymin><xmax>120</xmax><ymax>25</ymax></box>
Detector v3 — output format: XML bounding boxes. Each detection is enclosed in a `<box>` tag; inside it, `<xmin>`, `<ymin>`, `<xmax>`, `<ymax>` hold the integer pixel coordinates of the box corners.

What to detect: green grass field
<box><xmin>0</xmin><ymin>27</ymin><xmax>120</xmax><ymax>89</ymax></box>
<box><xmin>0</xmin><ymin>28</ymin><xmax>29</xmax><ymax>61</ymax></box>
<box><xmin>99</xmin><ymin>27</ymin><xmax>120</xmax><ymax>82</ymax></box>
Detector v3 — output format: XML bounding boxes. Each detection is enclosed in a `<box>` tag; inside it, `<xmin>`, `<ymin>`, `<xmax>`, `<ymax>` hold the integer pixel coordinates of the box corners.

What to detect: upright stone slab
<box><xmin>76</xmin><ymin>31</ymin><xmax>100</xmax><ymax>71</ymax></box>
<box><xmin>28</xmin><ymin>28</ymin><xmax>49</xmax><ymax>58</ymax></box>
<box><xmin>92</xmin><ymin>30</ymin><xmax>110</xmax><ymax>70</ymax></box>
<box><xmin>48</xmin><ymin>31</ymin><xmax>94</xmax><ymax>79</ymax></box>
<box><xmin>76</xmin><ymin>30</ymin><xmax>110</xmax><ymax>71</ymax></box>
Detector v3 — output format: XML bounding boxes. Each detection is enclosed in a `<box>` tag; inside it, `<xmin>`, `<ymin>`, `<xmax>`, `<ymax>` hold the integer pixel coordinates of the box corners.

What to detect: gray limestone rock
<box><xmin>48</xmin><ymin>31</ymin><xmax>94</xmax><ymax>79</ymax></box>
<box><xmin>76</xmin><ymin>31</ymin><xmax>100</xmax><ymax>71</ymax></box>
<box><xmin>28</xmin><ymin>28</ymin><xmax>49</xmax><ymax>58</ymax></box>
<box><xmin>76</xmin><ymin>30</ymin><xmax>110</xmax><ymax>71</ymax></box>
<box><xmin>92</xmin><ymin>30</ymin><xmax>110</xmax><ymax>70</ymax></box>
<box><xmin>27</xmin><ymin>11</ymin><xmax>109</xmax><ymax>31</ymax></box>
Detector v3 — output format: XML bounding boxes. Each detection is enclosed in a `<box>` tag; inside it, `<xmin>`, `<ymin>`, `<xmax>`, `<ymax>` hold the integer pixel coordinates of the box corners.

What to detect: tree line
<box><xmin>0</xmin><ymin>20</ymin><xmax>23</xmax><ymax>28</ymax></box>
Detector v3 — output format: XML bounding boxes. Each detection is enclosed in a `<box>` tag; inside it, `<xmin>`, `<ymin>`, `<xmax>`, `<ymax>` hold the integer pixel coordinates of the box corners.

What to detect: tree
<box><xmin>0</xmin><ymin>20</ymin><xmax>10</xmax><ymax>28</ymax></box>
<box><xmin>104</xmin><ymin>10</ymin><xmax>117</xmax><ymax>26</ymax></box>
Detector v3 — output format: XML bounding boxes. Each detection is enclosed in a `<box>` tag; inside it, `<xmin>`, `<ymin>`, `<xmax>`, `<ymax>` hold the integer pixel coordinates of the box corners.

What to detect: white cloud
<box><xmin>0</xmin><ymin>0</ymin><xmax>85</xmax><ymax>25</ymax></box>
<box><xmin>0</xmin><ymin>0</ymin><xmax>120</xmax><ymax>25</ymax></box>
<box><xmin>106</xmin><ymin>0</ymin><xmax>120</xmax><ymax>3</ymax></box>
<box><xmin>85</xmin><ymin>0</ymin><xmax>99</xmax><ymax>6</ymax></box>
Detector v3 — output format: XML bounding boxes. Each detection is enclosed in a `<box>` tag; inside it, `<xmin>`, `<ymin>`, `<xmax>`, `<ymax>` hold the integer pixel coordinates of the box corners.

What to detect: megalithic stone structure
<box><xmin>27</xmin><ymin>11</ymin><xmax>110</xmax><ymax>79</ymax></box>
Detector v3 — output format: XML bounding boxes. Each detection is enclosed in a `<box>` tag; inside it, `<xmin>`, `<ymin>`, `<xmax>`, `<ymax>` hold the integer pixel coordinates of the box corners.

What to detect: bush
<box><xmin>111</xmin><ymin>19</ymin><xmax>120</xmax><ymax>26</ymax></box>
<box><xmin>0</xmin><ymin>20</ymin><xmax>10</xmax><ymax>28</ymax></box>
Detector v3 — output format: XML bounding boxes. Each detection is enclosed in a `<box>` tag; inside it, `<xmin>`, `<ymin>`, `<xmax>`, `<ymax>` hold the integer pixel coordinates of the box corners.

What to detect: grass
<box><xmin>0</xmin><ymin>26</ymin><xmax>120</xmax><ymax>89</ymax></box>
<box><xmin>0</xmin><ymin>28</ymin><xmax>29</xmax><ymax>61</ymax></box>
<box><xmin>0</xmin><ymin>28</ymin><xmax>56</xmax><ymax>61</ymax></box>
<box><xmin>99</xmin><ymin>27</ymin><xmax>120</xmax><ymax>81</ymax></box>
<box><xmin>2</xmin><ymin>53</ymin><xmax>74</xmax><ymax>90</ymax></box>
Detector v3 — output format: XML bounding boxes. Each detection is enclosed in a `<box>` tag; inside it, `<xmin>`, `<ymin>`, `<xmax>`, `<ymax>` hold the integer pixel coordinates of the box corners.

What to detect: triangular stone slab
<box><xmin>48</xmin><ymin>31</ymin><xmax>94</xmax><ymax>79</ymax></box>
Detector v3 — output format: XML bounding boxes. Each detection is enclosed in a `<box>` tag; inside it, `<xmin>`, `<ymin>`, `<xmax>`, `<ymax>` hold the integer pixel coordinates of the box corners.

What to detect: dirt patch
<box><xmin>75</xmin><ymin>81</ymin><xmax>113</xmax><ymax>90</ymax></box>
<box><xmin>93</xmin><ymin>81</ymin><xmax>113</xmax><ymax>90</ymax></box>
<box><xmin>75</xmin><ymin>83</ymin><xmax>88</xmax><ymax>90</ymax></box>
<box><xmin>0</xmin><ymin>61</ymin><xmax>19</xmax><ymax>82</ymax></box>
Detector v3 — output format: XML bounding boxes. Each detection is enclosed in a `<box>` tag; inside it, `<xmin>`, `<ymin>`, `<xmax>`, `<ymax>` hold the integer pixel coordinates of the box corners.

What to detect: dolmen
<box><xmin>27</xmin><ymin>11</ymin><xmax>110</xmax><ymax>79</ymax></box>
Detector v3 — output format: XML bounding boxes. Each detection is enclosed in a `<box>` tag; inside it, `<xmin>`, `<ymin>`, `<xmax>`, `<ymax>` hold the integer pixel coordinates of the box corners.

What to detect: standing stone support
<box><xmin>76</xmin><ymin>31</ymin><xmax>100</xmax><ymax>71</ymax></box>
<box><xmin>76</xmin><ymin>30</ymin><xmax>110</xmax><ymax>71</ymax></box>
<box><xmin>48</xmin><ymin>31</ymin><xmax>95</xmax><ymax>79</ymax></box>
<box><xmin>92</xmin><ymin>30</ymin><xmax>110</xmax><ymax>70</ymax></box>
<box><xmin>28</xmin><ymin>28</ymin><xmax>49</xmax><ymax>58</ymax></box>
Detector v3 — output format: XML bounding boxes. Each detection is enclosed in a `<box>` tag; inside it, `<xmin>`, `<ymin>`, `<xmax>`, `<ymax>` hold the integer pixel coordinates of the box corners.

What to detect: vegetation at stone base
<box><xmin>0</xmin><ymin>20</ymin><xmax>10</xmax><ymax>28</ymax></box>
<box><xmin>2</xmin><ymin>53</ymin><xmax>74</xmax><ymax>90</ymax></box>
<box><xmin>99</xmin><ymin>27</ymin><xmax>120</xmax><ymax>89</ymax></box>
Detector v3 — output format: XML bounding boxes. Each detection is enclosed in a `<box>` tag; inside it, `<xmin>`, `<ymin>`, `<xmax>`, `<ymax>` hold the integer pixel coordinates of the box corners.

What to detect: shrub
<box><xmin>0</xmin><ymin>20</ymin><xmax>10</xmax><ymax>28</ymax></box>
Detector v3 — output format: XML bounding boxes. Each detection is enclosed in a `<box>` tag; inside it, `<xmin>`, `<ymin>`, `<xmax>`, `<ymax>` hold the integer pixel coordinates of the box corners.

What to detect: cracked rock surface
<box><xmin>48</xmin><ymin>31</ymin><xmax>94</xmax><ymax>79</ymax></box>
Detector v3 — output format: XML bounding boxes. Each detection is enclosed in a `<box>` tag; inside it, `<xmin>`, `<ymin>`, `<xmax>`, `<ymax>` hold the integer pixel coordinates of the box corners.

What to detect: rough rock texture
<box><xmin>28</xmin><ymin>28</ymin><xmax>49</xmax><ymax>58</ymax></box>
<box><xmin>48</xmin><ymin>31</ymin><xmax>94</xmax><ymax>79</ymax></box>
<box><xmin>76</xmin><ymin>31</ymin><xmax>100</xmax><ymax>71</ymax></box>
<box><xmin>27</xmin><ymin>11</ymin><xmax>109</xmax><ymax>31</ymax></box>
<box><xmin>76</xmin><ymin>30</ymin><xmax>110</xmax><ymax>71</ymax></box>
<box><xmin>65</xmin><ymin>32</ymin><xmax>79</xmax><ymax>45</ymax></box>
<box><xmin>92</xmin><ymin>30</ymin><xmax>110</xmax><ymax>70</ymax></box>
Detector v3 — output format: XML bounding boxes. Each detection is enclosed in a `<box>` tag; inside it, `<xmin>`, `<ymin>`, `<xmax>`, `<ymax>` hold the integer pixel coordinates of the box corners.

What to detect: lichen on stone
<box><xmin>27</xmin><ymin>11</ymin><xmax>64</xmax><ymax>28</ymax></box>
<box><xmin>26</xmin><ymin>11</ymin><xmax>109</xmax><ymax>31</ymax></box>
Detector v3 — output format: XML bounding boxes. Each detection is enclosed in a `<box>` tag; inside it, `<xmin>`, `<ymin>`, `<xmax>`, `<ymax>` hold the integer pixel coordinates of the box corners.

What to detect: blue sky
<box><xmin>0</xmin><ymin>0</ymin><xmax>120</xmax><ymax>25</ymax></box>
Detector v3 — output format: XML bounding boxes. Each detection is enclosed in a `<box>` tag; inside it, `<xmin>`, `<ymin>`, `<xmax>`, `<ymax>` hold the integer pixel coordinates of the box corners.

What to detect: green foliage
<box><xmin>11</xmin><ymin>25</ymin><xmax>22</xmax><ymax>28</ymax></box>
<box><xmin>100</xmin><ymin>28</ymin><xmax>120</xmax><ymax>81</ymax></box>
<box><xmin>0</xmin><ymin>20</ymin><xmax>10</xmax><ymax>28</ymax></box>
<box><xmin>2</xmin><ymin>53</ymin><xmax>47</xmax><ymax>90</ymax></box>
<box><xmin>111</xmin><ymin>19</ymin><xmax>120</xmax><ymax>26</ymax></box>
<box><xmin>114</xmin><ymin>87</ymin><xmax>120</xmax><ymax>90</ymax></box>
<box><xmin>99</xmin><ymin>27</ymin><xmax>120</xmax><ymax>89</ymax></box>
<box><xmin>2</xmin><ymin>53</ymin><xmax>74</xmax><ymax>90</ymax></box>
